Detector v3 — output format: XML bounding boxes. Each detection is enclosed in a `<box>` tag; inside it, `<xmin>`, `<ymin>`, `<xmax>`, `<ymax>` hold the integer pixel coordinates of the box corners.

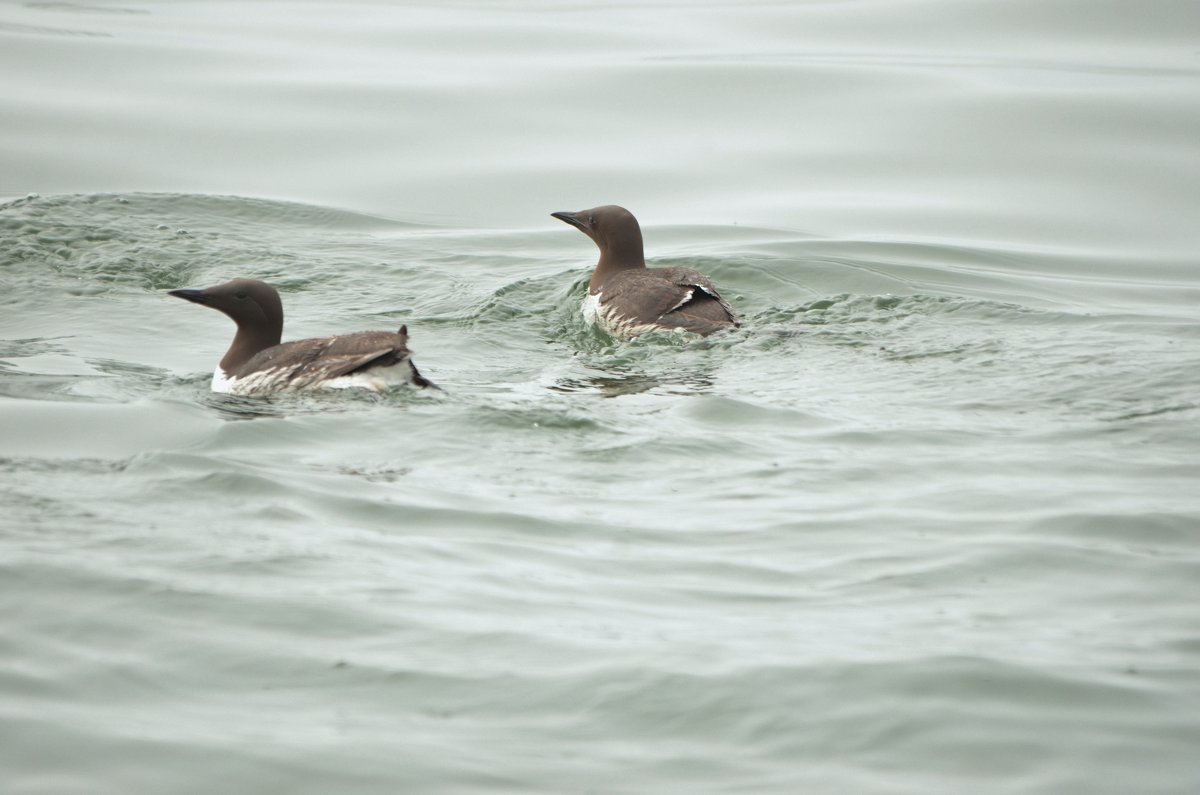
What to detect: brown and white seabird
<box><xmin>169</xmin><ymin>278</ymin><xmax>434</xmax><ymax>395</ymax></box>
<box><xmin>551</xmin><ymin>204</ymin><xmax>740</xmax><ymax>340</ymax></box>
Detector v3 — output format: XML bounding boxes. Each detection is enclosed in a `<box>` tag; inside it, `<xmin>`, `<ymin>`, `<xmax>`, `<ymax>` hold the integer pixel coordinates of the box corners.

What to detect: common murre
<box><xmin>169</xmin><ymin>278</ymin><xmax>434</xmax><ymax>395</ymax></box>
<box><xmin>551</xmin><ymin>205</ymin><xmax>740</xmax><ymax>340</ymax></box>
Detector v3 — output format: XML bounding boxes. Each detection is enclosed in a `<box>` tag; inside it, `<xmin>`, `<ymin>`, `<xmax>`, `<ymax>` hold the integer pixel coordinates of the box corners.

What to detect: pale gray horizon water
<box><xmin>2</xmin><ymin>1</ymin><xmax>1200</xmax><ymax>793</ymax></box>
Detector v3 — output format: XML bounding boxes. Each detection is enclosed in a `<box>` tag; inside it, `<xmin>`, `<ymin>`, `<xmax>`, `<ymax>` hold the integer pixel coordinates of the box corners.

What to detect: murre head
<box><xmin>552</xmin><ymin>205</ymin><xmax>646</xmax><ymax>287</ymax></box>
<box><xmin>169</xmin><ymin>278</ymin><xmax>284</xmax><ymax>373</ymax></box>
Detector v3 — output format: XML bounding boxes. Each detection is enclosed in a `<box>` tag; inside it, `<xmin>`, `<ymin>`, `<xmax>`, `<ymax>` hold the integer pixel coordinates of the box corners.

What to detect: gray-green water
<box><xmin>3</xmin><ymin>2</ymin><xmax>1200</xmax><ymax>793</ymax></box>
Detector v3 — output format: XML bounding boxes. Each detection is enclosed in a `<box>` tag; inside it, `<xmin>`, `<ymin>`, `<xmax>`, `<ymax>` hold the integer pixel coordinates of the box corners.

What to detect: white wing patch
<box><xmin>664</xmin><ymin>288</ymin><xmax>695</xmax><ymax>315</ymax></box>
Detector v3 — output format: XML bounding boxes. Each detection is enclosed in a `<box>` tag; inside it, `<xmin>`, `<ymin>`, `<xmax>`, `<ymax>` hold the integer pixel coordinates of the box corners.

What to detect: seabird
<box><xmin>551</xmin><ymin>204</ymin><xmax>740</xmax><ymax>340</ymax></box>
<box><xmin>168</xmin><ymin>278</ymin><xmax>433</xmax><ymax>395</ymax></box>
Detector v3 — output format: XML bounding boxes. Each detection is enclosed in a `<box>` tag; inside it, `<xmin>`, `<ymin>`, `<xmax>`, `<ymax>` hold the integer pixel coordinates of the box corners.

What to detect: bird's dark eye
<box><xmin>235</xmin><ymin>292</ymin><xmax>248</xmax><ymax>300</ymax></box>
<box><xmin>588</xmin><ymin>214</ymin><xmax>596</xmax><ymax>225</ymax></box>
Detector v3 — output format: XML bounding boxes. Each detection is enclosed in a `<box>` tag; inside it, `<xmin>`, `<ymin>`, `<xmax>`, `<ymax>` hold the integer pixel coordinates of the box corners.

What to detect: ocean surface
<box><xmin>2</xmin><ymin>1</ymin><xmax>1199</xmax><ymax>793</ymax></box>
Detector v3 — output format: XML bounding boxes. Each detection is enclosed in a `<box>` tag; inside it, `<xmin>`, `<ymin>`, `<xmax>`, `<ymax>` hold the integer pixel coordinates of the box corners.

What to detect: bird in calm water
<box><xmin>551</xmin><ymin>204</ymin><xmax>740</xmax><ymax>340</ymax></box>
<box><xmin>169</xmin><ymin>278</ymin><xmax>434</xmax><ymax>395</ymax></box>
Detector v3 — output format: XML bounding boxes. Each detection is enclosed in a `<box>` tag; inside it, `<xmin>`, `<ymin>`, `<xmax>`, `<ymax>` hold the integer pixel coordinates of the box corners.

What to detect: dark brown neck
<box><xmin>590</xmin><ymin>235</ymin><xmax>646</xmax><ymax>292</ymax></box>
<box><xmin>219</xmin><ymin>324</ymin><xmax>281</xmax><ymax>373</ymax></box>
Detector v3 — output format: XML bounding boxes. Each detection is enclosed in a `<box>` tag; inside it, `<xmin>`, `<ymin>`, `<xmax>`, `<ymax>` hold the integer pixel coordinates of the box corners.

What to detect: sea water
<box><xmin>2</xmin><ymin>2</ymin><xmax>1199</xmax><ymax>793</ymax></box>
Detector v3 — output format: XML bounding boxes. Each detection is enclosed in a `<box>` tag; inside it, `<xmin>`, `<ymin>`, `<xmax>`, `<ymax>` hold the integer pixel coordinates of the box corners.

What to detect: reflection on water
<box><xmin>551</xmin><ymin>368</ymin><xmax>716</xmax><ymax>399</ymax></box>
<box><xmin>202</xmin><ymin>391</ymin><xmax>292</xmax><ymax>421</ymax></box>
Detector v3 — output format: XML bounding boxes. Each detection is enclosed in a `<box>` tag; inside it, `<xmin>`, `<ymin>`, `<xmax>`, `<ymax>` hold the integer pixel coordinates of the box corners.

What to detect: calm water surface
<box><xmin>2</xmin><ymin>1</ymin><xmax>1199</xmax><ymax>793</ymax></box>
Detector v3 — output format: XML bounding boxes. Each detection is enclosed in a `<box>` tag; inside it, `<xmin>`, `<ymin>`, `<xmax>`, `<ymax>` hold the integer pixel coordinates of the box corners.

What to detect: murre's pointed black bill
<box><xmin>168</xmin><ymin>288</ymin><xmax>208</xmax><ymax>305</ymax></box>
<box><xmin>551</xmin><ymin>211</ymin><xmax>587</xmax><ymax>232</ymax></box>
